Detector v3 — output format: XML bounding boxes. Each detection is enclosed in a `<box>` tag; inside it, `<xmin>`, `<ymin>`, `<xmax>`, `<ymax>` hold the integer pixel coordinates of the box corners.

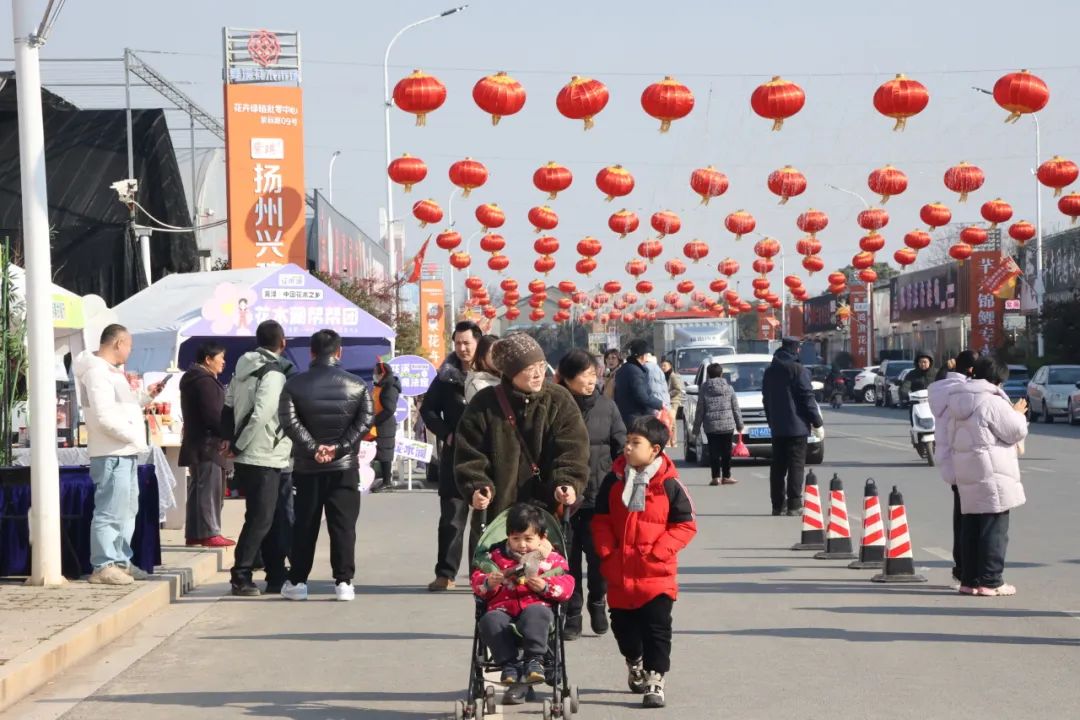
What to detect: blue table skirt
<box><xmin>0</xmin><ymin>465</ymin><xmax>161</xmax><ymax>578</ymax></box>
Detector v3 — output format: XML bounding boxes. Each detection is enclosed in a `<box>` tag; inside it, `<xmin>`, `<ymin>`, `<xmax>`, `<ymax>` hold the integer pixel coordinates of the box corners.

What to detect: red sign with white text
<box><xmin>968</xmin><ymin>249</ymin><xmax>1005</xmax><ymax>354</ymax></box>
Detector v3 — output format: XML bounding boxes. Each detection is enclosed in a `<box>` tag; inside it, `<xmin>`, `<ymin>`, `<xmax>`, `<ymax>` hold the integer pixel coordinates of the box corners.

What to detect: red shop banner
<box><xmin>968</xmin><ymin>249</ymin><xmax>1005</xmax><ymax>354</ymax></box>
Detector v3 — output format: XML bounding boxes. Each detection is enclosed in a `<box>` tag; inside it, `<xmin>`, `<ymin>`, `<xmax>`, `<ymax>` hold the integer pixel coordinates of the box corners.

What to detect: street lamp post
<box><xmin>383</xmin><ymin>6</ymin><xmax>467</xmax><ymax>286</ymax></box>
<box><xmin>327</xmin><ymin>150</ymin><xmax>340</xmax><ymax>273</ymax></box>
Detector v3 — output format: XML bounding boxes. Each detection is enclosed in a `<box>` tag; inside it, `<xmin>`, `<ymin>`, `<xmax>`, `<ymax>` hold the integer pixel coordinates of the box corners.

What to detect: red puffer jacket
<box><xmin>591</xmin><ymin>453</ymin><xmax>697</xmax><ymax>610</ymax></box>
<box><xmin>470</xmin><ymin>544</ymin><xmax>575</xmax><ymax>617</ymax></box>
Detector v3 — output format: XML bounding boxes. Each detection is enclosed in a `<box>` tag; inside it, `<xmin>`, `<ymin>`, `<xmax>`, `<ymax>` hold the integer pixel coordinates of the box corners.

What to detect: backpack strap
<box><xmin>494</xmin><ymin>384</ymin><xmax>540</xmax><ymax>478</ymax></box>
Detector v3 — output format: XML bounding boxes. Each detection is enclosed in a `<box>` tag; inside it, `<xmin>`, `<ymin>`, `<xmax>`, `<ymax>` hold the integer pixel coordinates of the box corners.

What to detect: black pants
<box><xmin>610</xmin><ymin>594</ymin><xmax>674</xmax><ymax>675</ymax></box>
<box><xmin>232</xmin><ymin>464</ymin><xmax>288</xmax><ymax>584</ymax></box>
<box><xmin>769</xmin><ymin>435</ymin><xmax>807</xmax><ymax>511</ymax></box>
<box><xmin>479</xmin><ymin>605</ymin><xmax>554</xmax><ymax>665</ymax></box>
<box><xmin>951</xmin><ymin>486</ymin><xmax>962</xmax><ymax>582</ymax></box>
<box><xmin>960</xmin><ymin>510</ymin><xmax>1010</xmax><ymax>589</ymax></box>
<box><xmin>435</xmin><ymin>495</ymin><xmax>480</xmax><ymax>579</ymax></box>
<box><xmin>706</xmin><ymin>432</ymin><xmax>734</xmax><ymax>479</ymax></box>
<box><xmin>290</xmin><ymin>469</ymin><xmax>361</xmax><ymax>585</ymax></box>
<box><xmin>567</xmin><ymin>509</ymin><xmax>606</xmax><ymax>618</ymax></box>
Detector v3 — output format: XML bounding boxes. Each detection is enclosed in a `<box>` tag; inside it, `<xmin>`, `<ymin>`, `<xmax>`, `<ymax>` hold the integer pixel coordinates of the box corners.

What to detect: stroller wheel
<box><xmin>542</xmin><ymin>698</ymin><xmax>554</xmax><ymax>720</ymax></box>
<box><xmin>570</xmin><ymin>684</ymin><xmax>581</xmax><ymax>713</ymax></box>
<box><xmin>474</xmin><ymin>701</ymin><xmax>485</xmax><ymax>720</ymax></box>
<box><xmin>452</xmin><ymin>699</ymin><xmax>465</xmax><ymax>720</ymax></box>
<box><xmin>484</xmin><ymin>693</ymin><xmax>497</xmax><ymax>715</ymax></box>
<box><xmin>562</xmin><ymin>696</ymin><xmax>574</xmax><ymax>717</ymax></box>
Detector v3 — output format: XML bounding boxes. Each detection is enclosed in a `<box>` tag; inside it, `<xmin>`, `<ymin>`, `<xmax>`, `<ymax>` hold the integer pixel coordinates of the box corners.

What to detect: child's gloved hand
<box><xmin>485</xmin><ymin>569</ymin><xmax>504</xmax><ymax>590</ymax></box>
<box><xmin>524</xmin><ymin>576</ymin><xmax>547</xmax><ymax>593</ymax></box>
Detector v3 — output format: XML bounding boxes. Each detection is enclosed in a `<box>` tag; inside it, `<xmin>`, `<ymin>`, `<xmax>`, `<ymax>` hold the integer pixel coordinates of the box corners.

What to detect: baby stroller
<box><xmin>451</xmin><ymin>506</ymin><xmax>581</xmax><ymax>720</ymax></box>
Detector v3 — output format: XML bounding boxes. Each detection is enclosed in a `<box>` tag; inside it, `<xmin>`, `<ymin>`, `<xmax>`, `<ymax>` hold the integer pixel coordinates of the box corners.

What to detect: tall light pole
<box><xmin>12</xmin><ymin>0</ymin><xmax>63</xmax><ymax>585</ymax></box>
<box><xmin>973</xmin><ymin>86</ymin><xmax>1044</xmax><ymax>357</ymax></box>
<box><xmin>383</xmin><ymin>6</ymin><xmax>468</xmax><ymax>280</ymax></box>
<box><xmin>327</xmin><ymin>150</ymin><xmax>341</xmax><ymax>274</ymax></box>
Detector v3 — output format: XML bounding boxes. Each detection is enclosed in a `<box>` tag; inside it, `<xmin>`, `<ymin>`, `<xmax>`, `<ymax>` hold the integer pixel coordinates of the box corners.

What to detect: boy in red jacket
<box><xmin>472</xmin><ymin>504</ymin><xmax>575</xmax><ymax>685</ymax></box>
<box><xmin>592</xmin><ymin>416</ymin><xmax>697</xmax><ymax>709</ymax></box>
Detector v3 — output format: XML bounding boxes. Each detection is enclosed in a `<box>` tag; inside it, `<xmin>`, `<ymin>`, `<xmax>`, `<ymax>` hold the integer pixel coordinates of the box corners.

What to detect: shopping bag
<box><xmin>733</xmin><ymin>433</ymin><xmax>750</xmax><ymax>458</ymax></box>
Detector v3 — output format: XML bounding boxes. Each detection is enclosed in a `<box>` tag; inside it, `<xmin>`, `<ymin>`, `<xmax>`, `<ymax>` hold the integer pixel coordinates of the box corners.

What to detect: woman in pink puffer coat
<box><xmin>944</xmin><ymin>356</ymin><xmax>1028</xmax><ymax>597</ymax></box>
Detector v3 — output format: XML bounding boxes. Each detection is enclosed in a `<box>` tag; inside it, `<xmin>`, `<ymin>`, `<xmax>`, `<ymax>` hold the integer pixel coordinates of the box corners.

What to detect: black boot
<box><xmin>564</xmin><ymin>614</ymin><xmax>582</xmax><ymax>641</ymax></box>
<box><xmin>588</xmin><ymin>600</ymin><xmax>609</xmax><ymax>635</ymax></box>
<box><xmin>230</xmin><ymin>568</ymin><xmax>260</xmax><ymax>597</ymax></box>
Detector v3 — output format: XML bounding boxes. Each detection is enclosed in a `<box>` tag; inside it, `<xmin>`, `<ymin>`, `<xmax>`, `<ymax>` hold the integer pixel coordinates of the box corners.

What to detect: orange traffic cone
<box><xmin>791</xmin><ymin>470</ymin><xmax>825</xmax><ymax>551</ymax></box>
<box><xmin>849</xmin><ymin>479</ymin><xmax>886</xmax><ymax>569</ymax></box>
<box><xmin>814</xmin><ymin>474</ymin><xmax>857</xmax><ymax>560</ymax></box>
<box><xmin>871</xmin><ymin>486</ymin><xmax>928</xmax><ymax>583</ymax></box>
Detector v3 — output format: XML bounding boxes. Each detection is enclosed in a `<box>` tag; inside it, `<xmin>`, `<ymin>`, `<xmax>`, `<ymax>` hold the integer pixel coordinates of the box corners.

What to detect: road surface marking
<box><xmin>1025</xmin><ymin>466</ymin><xmax>1053</xmax><ymax>474</ymax></box>
<box><xmin>923</xmin><ymin>547</ymin><xmax>952</xmax><ymax>561</ymax></box>
<box><xmin>751</xmin><ymin>471</ymin><xmax>766</xmax><ymax>479</ymax></box>
<box><xmin>831</xmin><ymin>430</ymin><xmax>911</xmax><ymax>452</ymax></box>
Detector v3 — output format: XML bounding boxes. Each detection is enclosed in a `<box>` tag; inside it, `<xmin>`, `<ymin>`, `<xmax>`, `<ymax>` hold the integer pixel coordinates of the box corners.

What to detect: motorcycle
<box><xmin>908</xmin><ymin>389</ymin><xmax>935</xmax><ymax>466</ymax></box>
<box><xmin>829</xmin><ymin>377</ymin><xmax>845</xmax><ymax>409</ymax></box>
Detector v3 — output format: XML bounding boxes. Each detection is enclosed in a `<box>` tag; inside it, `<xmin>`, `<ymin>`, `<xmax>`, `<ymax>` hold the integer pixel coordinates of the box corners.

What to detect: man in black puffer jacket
<box><xmin>613</xmin><ymin>339</ymin><xmax>663</xmax><ymax>427</ymax></box>
<box><xmin>278</xmin><ymin>329</ymin><xmax>374</xmax><ymax>601</ymax></box>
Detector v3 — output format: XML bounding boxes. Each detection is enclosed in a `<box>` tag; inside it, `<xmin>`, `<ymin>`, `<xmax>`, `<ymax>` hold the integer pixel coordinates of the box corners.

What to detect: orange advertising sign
<box><xmin>223</xmin><ymin>84</ymin><xmax>306</xmax><ymax>269</ymax></box>
<box><xmin>419</xmin><ymin>279</ymin><xmax>446</xmax><ymax>366</ymax></box>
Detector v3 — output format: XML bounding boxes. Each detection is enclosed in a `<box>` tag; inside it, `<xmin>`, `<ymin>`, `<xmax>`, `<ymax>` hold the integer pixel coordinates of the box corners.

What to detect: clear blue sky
<box><xmin>4</xmin><ymin>0</ymin><xmax>1080</xmax><ymax>296</ymax></box>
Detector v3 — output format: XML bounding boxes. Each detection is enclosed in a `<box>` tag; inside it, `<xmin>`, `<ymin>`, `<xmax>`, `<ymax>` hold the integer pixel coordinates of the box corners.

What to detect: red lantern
<box><xmin>576</xmin><ymin>258</ymin><xmax>597</xmax><ymax>276</ymax></box>
<box><xmin>980</xmin><ymin>198</ymin><xmax>1013</xmax><ymax>229</ymax></box>
<box><xmin>448</xmin><ymin>158</ymin><xmax>488</xmax><ymax>197</ymax></box>
<box><xmin>577</xmin><ymin>236</ymin><xmax>602</xmax><ymax>258</ymax></box>
<box><xmin>533</xmin><ymin>236</ymin><xmax>559</xmax><ymax>256</ymax></box>
<box><xmin>664</xmin><ymin>292</ymin><xmax>679</xmax><ymax>306</ymax></box>
<box><xmin>868</xmin><ymin>164</ymin><xmax>908</xmax><ymax>204</ymax></box>
<box><xmin>528</xmin><ymin>206</ymin><xmax>559</xmax><ymax>234</ymax></box>
<box><xmin>795</xmin><ymin>236</ymin><xmax>822</xmax><ymax>256</ymax></box>
<box><xmin>393</xmin><ymin>70</ymin><xmax>446</xmax><ymax>126</ymax></box>
<box><xmin>533</xmin><ymin>255</ymin><xmax>555</xmax><ymax>275</ymax></box>
<box><xmin>784</xmin><ymin>275</ymin><xmax>803</xmax><ymax>290</ymax></box>
<box><xmin>683</xmin><ymin>240</ymin><xmax>709</xmax><ymax>263</ymax></box>
<box><xmin>857</xmin><ymin>207</ymin><xmax>890</xmax><ymax>231</ymax></box>
<box><xmin>664</xmin><ymin>259</ymin><xmax>687</xmax><ymax>279</ymax></box>
<box><xmin>752</xmin><ymin>277</ymin><xmax>771</xmax><ymax>291</ymax></box>
<box><xmin>894</xmin><ymin>247</ymin><xmax>918</xmax><ymax>267</ymax></box>
<box><xmin>920</xmin><ymin>201</ymin><xmax>953</xmax><ymax>230</ymax></box>
<box><xmin>718</xmin><ymin>258</ymin><xmax>740</xmax><ymax>277</ymax></box>
<box><xmin>503</xmin><ymin>291</ymin><xmax>521</xmax><ymax>306</ymax></box>
<box><xmin>641</xmin><ymin>76</ymin><xmax>695</xmax><ymax>132</ymax></box>
<box><xmin>796</xmin><ymin>208</ymin><xmax>829</xmax><ymax>236</ymax></box>
<box><xmin>598</xmin><ymin>313</ymin><xmax>609</xmax><ymax>323</ymax></box>
<box><xmin>767</xmin><ymin>166</ymin><xmax>806</xmax><ymax>205</ymax></box>
<box><xmin>754</xmin><ymin>237</ymin><xmax>781</xmax><ymax>259</ymax></box>
<box><xmin>651</xmin><ymin>211</ymin><xmax>681</xmax><ymax>238</ymax></box>
<box><xmin>1037</xmin><ymin>155</ymin><xmax>1078</xmax><ymax>197</ymax></box>
<box><xmin>483</xmin><ymin>308</ymin><xmax>498</xmax><ymax>321</ymax></box>
<box><xmin>1008</xmin><ymin>220</ymin><xmax>1036</xmax><ymax>245</ymax></box>
<box><xmin>464</xmin><ymin>276</ymin><xmax>484</xmax><ymax>292</ymax></box>
<box><xmin>557</xmin><ymin>298</ymin><xmax>573</xmax><ymax>310</ymax></box>
<box><xmin>533</xmin><ymin>162</ymin><xmax>573</xmax><ymax>199</ymax></box>
<box><xmin>528</xmin><ymin>279</ymin><xmax>546</xmax><ymax>294</ymax></box>
<box><xmin>645</xmin><ymin>297</ymin><xmax>659</xmax><ymax>310</ymax></box>
<box><xmin>596</xmin><ymin>165</ymin><xmax>635</xmax><ymax>202</ymax></box>
<box><xmin>677</xmin><ymin>280</ymin><xmax>695</xmax><ymax>294</ymax></box>
<box><xmin>625</xmin><ymin>259</ymin><xmax>648</xmax><ymax>278</ymax></box>
<box><xmin>873</xmin><ymin>73</ymin><xmax>930</xmax><ymax>131</ymax></box>
<box><xmin>580</xmin><ymin>310</ymin><xmax>595</xmax><ymax>322</ymax></box>
<box><xmin>613</xmin><ymin>299</ymin><xmax>627</xmax><ymax>311</ymax></box>
<box><xmin>709</xmin><ymin>278</ymin><xmax>729</xmax><ymax>294</ymax></box>
<box><xmin>505</xmin><ymin>307</ymin><xmax>521</xmax><ymax>321</ymax></box>
<box><xmin>479</xmin><ymin>233</ymin><xmax>506</xmax><ymax>253</ymax></box>
<box><xmin>528</xmin><ymin>295</ymin><xmax>546</xmax><ymax>309</ymax></box>
<box><xmin>500</xmin><ymin>278</ymin><xmax>518</xmax><ymax>293</ymax></box>
<box><xmin>637</xmin><ymin>280</ymin><xmax>655</xmax><ymax>294</ymax></box>
<box><xmin>608</xmin><ymin>209</ymin><xmax>640</xmax><ymax>238</ymax></box>
<box><xmin>960</xmin><ymin>226</ymin><xmax>989</xmax><ymax>246</ymax></box>
<box><xmin>749</xmin><ymin>258</ymin><xmax>772</xmax><ymax>276</ymax></box>
<box><xmin>904</xmin><ymin>230</ymin><xmax>932</xmax><ymax>251</ymax></box>
<box><xmin>638</xmin><ymin>240</ymin><xmax>663</xmax><ymax>262</ymax></box>
<box><xmin>725</xmin><ymin>210</ymin><xmax>756</xmax><ymax>241</ymax></box>
<box><xmin>475</xmin><ymin>203</ymin><xmax>505</xmax><ymax>231</ymax></box>
<box><xmin>750</xmin><ymin>76</ymin><xmax>805</xmax><ymax>131</ymax></box>
<box><xmin>802</xmin><ymin>254</ymin><xmax>825</xmax><ymax>274</ymax></box>
<box><xmin>1059</xmin><ymin>193</ymin><xmax>1080</xmax><ymax>224</ymax></box>
<box><xmin>573</xmin><ymin>291</ymin><xmax>589</xmax><ymax>305</ymax></box>
<box><xmin>690</xmin><ymin>166</ymin><xmax>729</xmax><ymax>205</ymax></box>
<box><xmin>472</xmin><ymin>71</ymin><xmax>526</xmax><ymax>125</ymax></box>
<box><xmin>993</xmin><ymin>69</ymin><xmax>1049</xmax><ymax>123</ymax></box>
<box><xmin>603</xmin><ymin>280</ymin><xmax>623</xmax><ymax>295</ymax></box>
<box><xmin>530</xmin><ymin>309</ymin><xmax>546</xmax><ymax>322</ymax></box>
<box><xmin>488</xmin><ymin>254</ymin><xmax>510</xmax><ymax>273</ymax></box>
<box><xmin>852</xmin><ymin>251</ymin><xmax>876</xmax><ymax>270</ymax></box>
<box><xmin>765</xmin><ymin>292</ymin><xmax>780</xmax><ymax>305</ymax></box>
<box><xmin>387</xmin><ymin>153</ymin><xmax>427</xmax><ymax>192</ymax></box>
<box><xmin>828</xmin><ymin>283</ymin><xmax>848</xmax><ymax>296</ymax></box>
<box><xmin>412</xmin><ymin>198</ymin><xmax>443</xmax><ymax>227</ymax></box>
<box><xmin>858</xmin><ymin>268</ymin><xmax>878</xmax><ymax>284</ymax></box>
<box><xmin>827</xmin><ymin>271</ymin><xmax>847</xmax><ymax>286</ymax></box>
<box><xmin>949</xmin><ymin>243</ymin><xmax>973</xmax><ymax>263</ymax></box>
<box><xmin>944</xmin><ymin>162</ymin><xmax>985</xmax><ymax>202</ymax></box>
<box><xmin>436</xmin><ymin>230</ymin><xmax>462</xmax><ymax>251</ymax></box>
<box><xmin>556</xmin><ymin>75</ymin><xmax>610</xmax><ymax>130</ymax></box>
<box><xmin>755</xmin><ymin>302</ymin><xmax>769</xmax><ymax>314</ymax></box>
<box><xmin>723</xmin><ymin>290</ymin><xmax>741</xmax><ymax>305</ymax></box>
<box><xmin>859</xmin><ymin>231</ymin><xmax>886</xmax><ymax>253</ymax></box>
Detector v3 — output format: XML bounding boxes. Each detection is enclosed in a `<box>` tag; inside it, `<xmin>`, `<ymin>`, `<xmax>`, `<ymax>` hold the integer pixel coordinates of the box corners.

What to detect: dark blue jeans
<box><xmin>960</xmin><ymin>510</ymin><xmax>1010</xmax><ymax>589</ymax></box>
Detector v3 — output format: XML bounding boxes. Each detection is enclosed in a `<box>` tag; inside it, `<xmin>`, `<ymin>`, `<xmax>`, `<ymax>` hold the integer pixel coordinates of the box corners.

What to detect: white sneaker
<box><xmin>88</xmin><ymin>564</ymin><xmax>134</xmax><ymax>586</ymax></box>
<box><xmin>335</xmin><ymin>582</ymin><xmax>355</xmax><ymax>601</ymax></box>
<box><xmin>281</xmin><ymin>580</ymin><xmax>308</xmax><ymax>601</ymax></box>
<box><xmin>122</xmin><ymin>563</ymin><xmax>151</xmax><ymax>580</ymax></box>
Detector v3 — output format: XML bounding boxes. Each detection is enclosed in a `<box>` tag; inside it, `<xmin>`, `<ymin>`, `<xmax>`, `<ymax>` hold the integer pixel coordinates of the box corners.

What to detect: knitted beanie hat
<box><xmin>492</xmin><ymin>333</ymin><xmax>546</xmax><ymax>379</ymax></box>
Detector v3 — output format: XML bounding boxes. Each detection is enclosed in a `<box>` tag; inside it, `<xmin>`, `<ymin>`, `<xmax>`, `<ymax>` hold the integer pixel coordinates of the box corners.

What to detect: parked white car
<box><xmin>682</xmin><ymin>353</ymin><xmax>825</xmax><ymax>467</ymax></box>
<box><xmin>852</xmin><ymin>365</ymin><xmax>879</xmax><ymax>403</ymax></box>
<box><xmin>1029</xmin><ymin>364</ymin><xmax>1080</xmax><ymax>423</ymax></box>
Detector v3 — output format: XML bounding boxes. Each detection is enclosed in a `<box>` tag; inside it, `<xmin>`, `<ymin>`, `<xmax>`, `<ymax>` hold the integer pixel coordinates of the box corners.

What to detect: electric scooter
<box><xmin>908</xmin><ymin>389</ymin><xmax>935</xmax><ymax>466</ymax></box>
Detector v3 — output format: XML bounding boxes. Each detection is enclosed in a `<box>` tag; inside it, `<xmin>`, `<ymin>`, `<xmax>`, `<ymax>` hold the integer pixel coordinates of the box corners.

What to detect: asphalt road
<box><xmin>10</xmin><ymin>402</ymin><xmax>1080</xmax><ymax>719</ymax></box>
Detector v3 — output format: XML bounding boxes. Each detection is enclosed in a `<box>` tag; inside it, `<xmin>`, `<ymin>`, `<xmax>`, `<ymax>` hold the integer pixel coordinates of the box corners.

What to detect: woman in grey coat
<box><xmin>692</xmin><ymin>363</ymin><xmax>744</xmax><ymax>486</ymax></box>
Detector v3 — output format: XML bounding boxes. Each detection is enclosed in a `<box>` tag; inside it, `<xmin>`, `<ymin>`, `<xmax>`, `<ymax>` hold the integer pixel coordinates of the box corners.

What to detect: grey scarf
<box><xmin>623</xmin><ymin>457</ymin><xmax>662</xmax><ymax>512</ymax></box>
